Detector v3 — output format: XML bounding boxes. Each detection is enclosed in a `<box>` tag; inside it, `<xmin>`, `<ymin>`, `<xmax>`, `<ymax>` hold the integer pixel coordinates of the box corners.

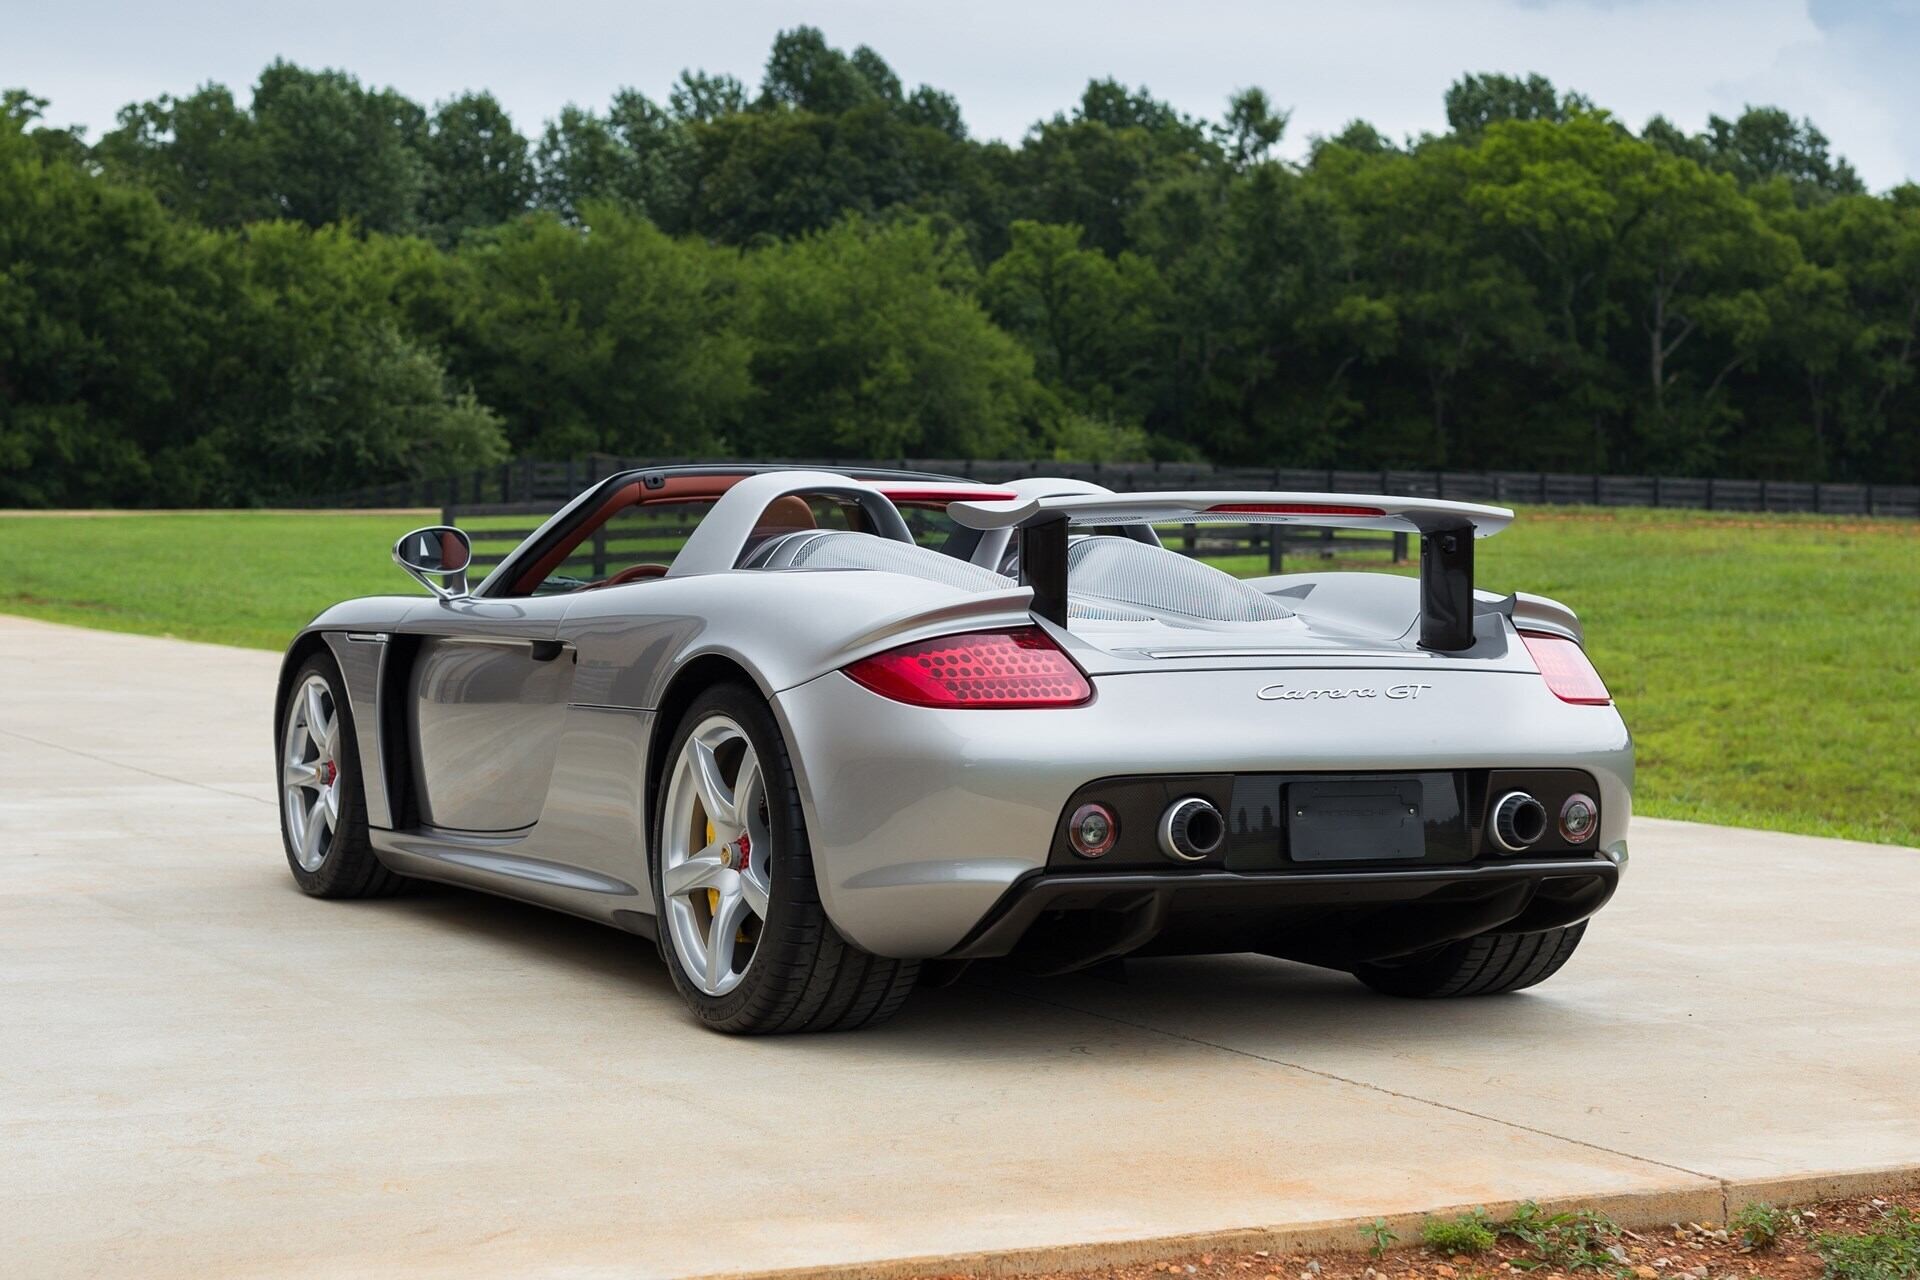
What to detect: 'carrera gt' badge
<box><xmin>1257</xmin><ymin>683</ymin><xmax>1431</xmax><ymax>702</ymax></box>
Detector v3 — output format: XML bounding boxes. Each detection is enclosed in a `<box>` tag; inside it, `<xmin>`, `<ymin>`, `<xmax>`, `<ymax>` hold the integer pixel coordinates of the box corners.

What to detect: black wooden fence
<box><xmin>450</xmin><ymin>506</ymin><xmax>1405</xmax><ymax>578</ymax></box>
<box><xmin>319</xmin><ymin>453</ymin><xmax>1920</xmax><ymax>520</ymax></box>
<box><xmin>360</xmin><ymin>453</ymin><xmax>1914</xmax><ymax>580</ymax></box>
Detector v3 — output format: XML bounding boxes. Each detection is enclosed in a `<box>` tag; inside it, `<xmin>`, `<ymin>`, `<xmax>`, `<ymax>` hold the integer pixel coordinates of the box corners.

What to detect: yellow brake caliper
<box><xmin>704</xmin><ymin>819</ymin><xmax>720</xmax><ymax>916</ymax></box>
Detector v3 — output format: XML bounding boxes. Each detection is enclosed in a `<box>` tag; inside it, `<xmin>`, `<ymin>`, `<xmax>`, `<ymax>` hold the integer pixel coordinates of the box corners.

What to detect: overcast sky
<box><xmin>13</xmin><ymin>0</ymin><xmax>1919</xmax><ymax>190</ymax></box>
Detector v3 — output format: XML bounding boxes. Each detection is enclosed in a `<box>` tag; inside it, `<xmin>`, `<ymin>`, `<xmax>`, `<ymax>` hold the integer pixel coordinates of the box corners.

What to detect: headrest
<box><xmin>753</xmin><ymin>495</ymin><xmax>817</xmax><ymax>538</ymax></box>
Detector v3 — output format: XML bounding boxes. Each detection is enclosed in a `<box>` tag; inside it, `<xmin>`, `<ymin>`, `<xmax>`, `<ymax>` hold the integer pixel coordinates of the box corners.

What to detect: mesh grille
<box><xmin>1066</xmin><ymin>537</ymin><xmax>1293</xmax><ymax>623</ymax></box>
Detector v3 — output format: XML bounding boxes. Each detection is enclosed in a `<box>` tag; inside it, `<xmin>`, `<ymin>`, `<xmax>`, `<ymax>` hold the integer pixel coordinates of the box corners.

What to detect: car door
<box><xmin>404</xmin><ymin>594</ymin><xmax>576</xmax><ymax>833</ymax></box>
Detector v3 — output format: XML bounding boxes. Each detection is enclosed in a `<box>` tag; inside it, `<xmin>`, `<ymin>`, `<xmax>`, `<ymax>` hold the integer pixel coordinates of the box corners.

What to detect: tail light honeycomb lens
<box><xmin>844</xmin><ymin>627</ymin><xmax>1092</xmax><ymax>709</ymax></box>
<box><xmin>1519</xmin><ymin>631</ymin><xmax>1612</xmax><ymax>705</ymax></box>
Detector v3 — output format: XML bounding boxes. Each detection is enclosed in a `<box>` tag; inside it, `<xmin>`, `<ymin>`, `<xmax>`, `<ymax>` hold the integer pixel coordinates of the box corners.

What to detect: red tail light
<box><xmin>844</xmin><ymin>627</ymin><xmax>1092</xmax><ymax>708</ymax></box>
<box><xmin>1520</xmin><ymin>631</ymin><xmax>1611</xmax><ymax>705</ymax></box>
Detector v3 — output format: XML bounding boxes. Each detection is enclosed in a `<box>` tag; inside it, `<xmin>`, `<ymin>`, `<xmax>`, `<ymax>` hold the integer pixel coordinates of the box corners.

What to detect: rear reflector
<box><xmin>844</xmin><ymin>627</ymin><xmax>1092</xmax><ymax>708</ymax></box>
<box><xmin>1520</xmin><ymin>631</ymin><xmax>1612</xmax><ymax>705</ymax></box>
<box><xmin>1205</xmin><ymin>502</ymin><xmax>1388</xmax><ymax>517</ymax></box>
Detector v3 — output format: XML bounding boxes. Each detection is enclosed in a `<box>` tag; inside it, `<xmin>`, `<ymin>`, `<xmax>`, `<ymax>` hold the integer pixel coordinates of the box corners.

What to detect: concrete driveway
<box><xmin>1</xmin><ymin>615</ymin><xmax>1915</xmax><ymax>1280</ymax></box>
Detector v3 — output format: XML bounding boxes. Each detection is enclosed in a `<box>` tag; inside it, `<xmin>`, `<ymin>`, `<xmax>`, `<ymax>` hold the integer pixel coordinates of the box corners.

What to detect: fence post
<box><xmin>1652</xmin><ymin>475</ymin><xmax>1663</xmax><ymax>508</ymax></box>
<box><xmin>1866</xmin><ymin>485</ymin><xmax>1876</xmax><ymax>516</ymax></box>
<box><xmin>1706</xmin><ymin>478</ymin><xmax>1716</xmax><ymax>510</ymax></box>
<box><xmin>521</xmin><ymin>457</ymin><xmax>536</xmax><ymax>503</ymax></box>
<box><xmin>1435</xmin><ymin>470</ymin><xmax>1445</xmax><ymax>499</ymax></box>
<box><xmin>1181</xmin><ymin>523</ymin><xmax>1196</xmax><ymax>555</ymax></box>
<box><xmin>1267</xmin><ymin>526</ymin><xmax>1284</xmax><ymax>574</ymax></box>
<box><xmin>1813</xmin><ymin>484</ymin><xmax>1822</xmax><ymax>514</ymax></box>
<box><xmin>1392</xmin><ymin>532</ymin><xmax>1408</xmax><ymax>564</ymax></box>
<box><xmin>1592</xmin><ymin>473</ymin><xmax>1602</xmax><ymax>504</ymax></box>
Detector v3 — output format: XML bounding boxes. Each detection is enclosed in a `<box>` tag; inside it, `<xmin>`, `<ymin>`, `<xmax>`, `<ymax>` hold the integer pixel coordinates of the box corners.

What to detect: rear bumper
<box><xmin>942</xmin><ymin>856</ymin><xmax>1621</xmax><ymax>970</ymax></box>
<box><xmin>772</xmin><ymin>666</ymin><xmax>1632</xmax><ymax>958</ymax></box>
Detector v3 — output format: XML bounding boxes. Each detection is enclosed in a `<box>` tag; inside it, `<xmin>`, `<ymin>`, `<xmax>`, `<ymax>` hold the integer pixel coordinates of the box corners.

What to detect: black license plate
<box><xmin>1288</xmin><ymin>779</ymin><xmax>1426</xmax><ymax>862</ymax></box>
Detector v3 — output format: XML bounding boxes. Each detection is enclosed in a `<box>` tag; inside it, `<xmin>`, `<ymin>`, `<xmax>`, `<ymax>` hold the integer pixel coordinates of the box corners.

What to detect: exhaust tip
<box><xmin>1159</xmin><ymin>797</ymin><xmax>1225</xmax><ymax>862</ymax></box>
<box><xmin>1491</xmin><ymin>791</ymin><xmax>1550</xmax><ymax>852</ymax></box>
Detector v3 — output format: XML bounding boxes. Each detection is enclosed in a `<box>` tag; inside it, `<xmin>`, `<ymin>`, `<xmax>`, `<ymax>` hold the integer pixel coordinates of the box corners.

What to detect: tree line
<box><xmin>3</xmin><ymin>30</ymin><xmax>1917</xmax><ymax>506</ymax></box>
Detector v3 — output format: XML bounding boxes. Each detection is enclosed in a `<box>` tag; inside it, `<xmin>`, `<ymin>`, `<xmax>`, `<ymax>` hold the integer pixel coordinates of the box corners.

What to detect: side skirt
<box><xmin>371</xmin><ymin>827</ymin><xmax>655</xmax><ymax>938</ymax></box>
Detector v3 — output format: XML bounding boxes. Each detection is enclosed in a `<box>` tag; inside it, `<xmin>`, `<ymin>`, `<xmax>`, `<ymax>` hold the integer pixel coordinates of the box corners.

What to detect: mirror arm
<box><xmin>392</xmin><ymin>526</ymin><xmax>474</xmax><ymax>600</ymax></box>
<box><xmin>399</xmin><ymin>564</ymin><xmax>469</xmax><ymax>600</ymax></box>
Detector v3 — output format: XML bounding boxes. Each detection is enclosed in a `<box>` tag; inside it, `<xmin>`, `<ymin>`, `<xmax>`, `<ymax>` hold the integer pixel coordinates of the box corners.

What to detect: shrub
<box><xmin>1503</xmin><ymin>1201</ymin><xmax>1620</xmax><ymax>1271</ymax></box>
<box><xmin>1813</xmin><ymin>1207</ymin><xmax>1920</xmax><ymax>1280</ymax></box>
<box><xmin>1732</xmin><ymin>1202</ymin><xmax>1784</xmax><ymax>1250</ymax></box>
<box><xmin>1361</xmin><ymin>1218</ymin><xmax>1398</xmax><ymax>1258</ymax></box>
<box><xmin>1423</xmin><ymin>1209</ymin><xmax>1497</xmax><ymax>1256</ymax></box>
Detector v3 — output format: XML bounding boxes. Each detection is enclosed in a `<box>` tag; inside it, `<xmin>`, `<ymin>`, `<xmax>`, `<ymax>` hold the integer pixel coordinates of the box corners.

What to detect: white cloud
<box><xmin>12</xmin><ymin>0</ymin><xmax>1915</xmax><ymax>189</ymax></box>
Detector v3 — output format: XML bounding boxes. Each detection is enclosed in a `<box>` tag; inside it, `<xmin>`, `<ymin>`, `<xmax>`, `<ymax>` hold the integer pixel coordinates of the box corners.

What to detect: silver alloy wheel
<box><xmin>283</xmin><ymin>674</ymin><xmax>342</xmax><ymax>872</ymax></box>
<box><xmin>661</xmin><ymin>714</ymin><xmax>773</xmax><ymax>997</ymax></box>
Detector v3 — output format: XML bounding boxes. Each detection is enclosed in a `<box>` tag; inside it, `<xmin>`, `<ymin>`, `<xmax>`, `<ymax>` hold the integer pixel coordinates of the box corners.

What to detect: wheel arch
<box><xmin>274</xmin><ymin>631</ymin><xmax>335</xmax><ymax>753</ymax></box>
<box><xmin>643</xmin><ymin>652</ymin><xmax>777</xmax><ymax>872</ymax></box>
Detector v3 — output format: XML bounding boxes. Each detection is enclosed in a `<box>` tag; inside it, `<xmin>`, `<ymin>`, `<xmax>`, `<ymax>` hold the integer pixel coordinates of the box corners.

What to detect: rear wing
<box><xmin>947</xmin><ymin>492</ymin><xmax>1515</xmax><ymax>652</ymax></box>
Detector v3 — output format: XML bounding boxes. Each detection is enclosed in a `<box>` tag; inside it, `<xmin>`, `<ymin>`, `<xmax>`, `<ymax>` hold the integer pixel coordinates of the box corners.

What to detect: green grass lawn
<box><xmin>3</xmin><ymin>506</ymin><xmax>1915</xmax><ymax>846</ymax></box>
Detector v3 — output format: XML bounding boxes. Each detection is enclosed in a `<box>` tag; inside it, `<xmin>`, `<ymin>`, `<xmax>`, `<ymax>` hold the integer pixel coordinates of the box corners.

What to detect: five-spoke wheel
<box><xmin>276</xmin><ymin>651</ymin><xmax>404</xmax><ymax>899</ymax></box>
<box><xmin>651</xmin><ymin>683</ymin><xmax>920</xmax><ymax>1033</ymax></box>
<box><xmin>659</xmin><ymin>715</ymin><xmax>773</xmax><ymax>997</ymax></box>
<box><xmin>283</xmin><ymin>674</ymin><xmax>342</xmax><ymax>872</ymax></box>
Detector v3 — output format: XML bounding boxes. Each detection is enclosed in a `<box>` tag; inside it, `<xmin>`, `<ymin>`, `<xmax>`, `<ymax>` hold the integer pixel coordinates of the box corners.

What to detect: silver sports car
<box><xmin>277</xmin><ymin>464</ymin><xmax>1631</xmax><ymax>1033</ymax></box>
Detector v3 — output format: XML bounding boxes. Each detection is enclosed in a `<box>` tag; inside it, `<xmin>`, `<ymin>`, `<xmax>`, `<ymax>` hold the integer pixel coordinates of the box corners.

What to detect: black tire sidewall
<box><xmin>278</xmin><ymin>650</ymin><xmax>373</xmax><ymax>895</ymax></box>
<box><xmin>650</xmin><ymin>683</ymin><xmax>821</xmax><ymax>1030</ymax></box>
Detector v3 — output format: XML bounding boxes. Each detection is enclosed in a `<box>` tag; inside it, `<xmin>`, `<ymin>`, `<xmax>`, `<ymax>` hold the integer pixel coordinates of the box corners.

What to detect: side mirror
<box><xmin>393</xmin><ymin>526</ymin><xmax>473</xmax><ymax>600</ymax></box>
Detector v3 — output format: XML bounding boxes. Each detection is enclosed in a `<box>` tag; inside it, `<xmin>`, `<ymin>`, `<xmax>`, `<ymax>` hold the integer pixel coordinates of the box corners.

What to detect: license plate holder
<box><xmin>1287</xmin><ymin>779</ymin><xmax>1426</xmax><ymax>862</ymax></box>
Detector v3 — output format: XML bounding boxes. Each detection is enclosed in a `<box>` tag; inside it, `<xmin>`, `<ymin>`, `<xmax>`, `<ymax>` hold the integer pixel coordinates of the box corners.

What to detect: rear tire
<box><xmin>651</xmin><ymin>683</ymin><xmax>917</xmax><ymax>1034</ymax></box>
<box><xmin>278</xmin><ymin>650</ymin><xmax>406</xmax><ymax>899</ymax></box>
<box><xmin>1352</xmin><ymin>923</ymin><xmax>1586</xmax><ymax>998</ymax></box>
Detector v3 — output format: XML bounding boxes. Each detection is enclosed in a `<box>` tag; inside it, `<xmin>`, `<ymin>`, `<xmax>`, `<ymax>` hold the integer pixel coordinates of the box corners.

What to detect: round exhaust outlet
<box><xmin>1159</xmin><ymin>797</ymin><xmax>1225</xmax><ymax>862</ymax></box>
<box><xmin>1490</xmin><ymin>791</ymin><xmax>1550</xmax><ymax>853</ymax></box>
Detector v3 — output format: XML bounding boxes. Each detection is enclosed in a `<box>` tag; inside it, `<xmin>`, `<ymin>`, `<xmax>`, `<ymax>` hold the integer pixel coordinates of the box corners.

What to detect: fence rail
<box><xmin>452</xmin><ymin>509</ymin><xmax>1410</xmax><ymax>579</ymax></box>
<box><xmin>319</xmin><ymin>454</ymin><xmax>1920</xmax><ymax>520</ymax></box>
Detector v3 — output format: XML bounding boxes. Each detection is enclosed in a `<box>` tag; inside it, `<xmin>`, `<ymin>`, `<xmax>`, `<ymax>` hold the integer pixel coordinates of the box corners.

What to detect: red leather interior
<box><xmin>510</xmin><ymin>474</ymin><xmax>751</xmax><ymax>595</ymax></box>
<box><xmin>578</xmin><ymin>562</ymin><xmax>671</xmax><ymax>590</ymax></box>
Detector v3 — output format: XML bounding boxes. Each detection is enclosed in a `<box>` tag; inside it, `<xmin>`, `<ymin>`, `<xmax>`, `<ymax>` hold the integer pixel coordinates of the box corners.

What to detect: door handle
<box><xmin>528</xmin><ymin>640</ymin><xmax>566</xmax><ymax>663</ymax></box>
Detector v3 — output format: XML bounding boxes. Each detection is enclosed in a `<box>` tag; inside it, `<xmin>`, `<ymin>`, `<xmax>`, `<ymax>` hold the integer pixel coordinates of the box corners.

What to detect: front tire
<box><xmin>651</xmin><ymin>683</ymin><xmax>917</xmax><ymax>1034</ymax></box>
<box><xmin>278</xmin><ymin>650</ymin><xmax>405</xmax><ymax>899</ymax></box>
<box><xmin>1352</xmin><ymin>923</ymin><xmax>1587</xmax><ymax>998</ymax></box>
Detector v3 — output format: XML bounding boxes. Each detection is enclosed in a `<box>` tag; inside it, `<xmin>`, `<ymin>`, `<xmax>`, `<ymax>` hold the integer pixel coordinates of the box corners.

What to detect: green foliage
<box><xmin>1501</xmin><ymin>1202</ymin><xmax>1620</xmax><ymax>1271</ymax></box>
<box><xmin>1361</xmin><ymin>1218</ymin><xmax>1398</xmax><ymax>1258</ymax></box>
<box><xmin>1732</xmin><ymin>1202</ymin><xmax>1784</xmax><ymax>1250</ymax></box>
<box><xmin>1813</xmin><ymin>1208</ymin><xmax>1920</xmax><ymax>1280</ymax></box>
<box><xmin>6</xmin><ymin>27</ymin><xmax>1920</xmax><ymax>506</ymax></box>
<box><xmin>436</xmin><ymin>205</ymin><xmax>752</xmax><ymax>458</ymax></box>
<box><xmin>739</xmin><ymin>216</ymin><xmax>1038</xmax><ymax>458</ymax></box>
<box><xmin>1423</xmin><ymin>1209</ymin><xmax>1497</xmax><ymax>1256</ymax></box>
<box><xmin>984</xmin><ymin>221</ymin><xmax>1157</xmax><ymax>415</ymax></box>
<box><xmin>1444</xmin><ymin>72</ymin><xmax>1594</xmax><ymax>134</ymax></box>
<box><xmin>421</xmin><ymin>92</ymin><xmax>534</xmax><ymax>242</ymax></box>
